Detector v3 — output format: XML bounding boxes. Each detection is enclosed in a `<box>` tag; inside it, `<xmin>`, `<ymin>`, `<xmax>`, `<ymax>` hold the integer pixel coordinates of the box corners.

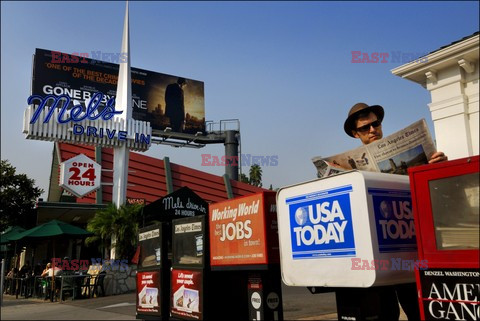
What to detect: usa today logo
<box><xmin>286</xmin><ymin>186</ymin><xmax>356</xmax><ymax>259</ymax></box>
<box><xmin>292</xmin><ymin>203</ymin><xmax>348</xmax><ymax>245</ymax></box>
<box><xmin>369</xmin><ymin>188</ymin><xmax>416</xmax><ymax>253</ymax></box>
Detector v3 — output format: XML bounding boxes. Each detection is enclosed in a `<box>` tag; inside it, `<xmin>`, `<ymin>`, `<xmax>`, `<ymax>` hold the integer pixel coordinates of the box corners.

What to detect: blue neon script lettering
<box><xmin>28</xmin><ymin>92</ymin><xmax>122</xmax><ymax>124</ymax></box>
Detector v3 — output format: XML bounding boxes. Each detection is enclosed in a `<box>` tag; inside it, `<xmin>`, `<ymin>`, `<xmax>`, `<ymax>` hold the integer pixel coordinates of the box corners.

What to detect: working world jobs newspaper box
<box><xmin>277</xmin><ymin>170</ymin><xmax>418</xmax><ymax>288</ymax></box>
<box><xmin>209</xmin><ymin>192</ymin><xmax>279</xmax><ymax>269</ymax></box>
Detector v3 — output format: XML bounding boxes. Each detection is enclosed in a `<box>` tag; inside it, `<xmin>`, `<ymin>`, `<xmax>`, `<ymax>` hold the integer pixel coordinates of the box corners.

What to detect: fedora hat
<box><xmin>344</xmin><ymin>103</ymin><xmax>384</xmax><ymax>137</ymax></box>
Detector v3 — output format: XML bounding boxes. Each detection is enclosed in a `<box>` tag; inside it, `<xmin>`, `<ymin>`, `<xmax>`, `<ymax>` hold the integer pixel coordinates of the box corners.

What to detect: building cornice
<box><xmin>391</xmin><ymin>34</ymin><xmax>479</xmax><ymax>86</ymax></box>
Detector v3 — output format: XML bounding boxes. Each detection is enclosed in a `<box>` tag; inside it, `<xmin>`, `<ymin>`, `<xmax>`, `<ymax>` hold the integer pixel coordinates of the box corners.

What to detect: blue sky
<box><xmin>1</xmin><ymin>1</ymin><xmax>479</xmax><ymax>198</ymax></box>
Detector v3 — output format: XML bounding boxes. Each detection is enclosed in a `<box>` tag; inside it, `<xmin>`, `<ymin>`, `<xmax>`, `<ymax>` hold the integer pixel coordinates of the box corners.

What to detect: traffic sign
<box><xmin>59</xmin><ymin>154</ymin><xmax>101</xmax><ymax>198</ymax></box>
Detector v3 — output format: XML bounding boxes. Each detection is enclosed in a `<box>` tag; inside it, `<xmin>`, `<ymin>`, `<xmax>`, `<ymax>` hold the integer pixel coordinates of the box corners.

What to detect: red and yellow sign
<box><xmin>209</xmin><ymin>192</ymin><xmax>278</xmax><ymax>266</ymax></box>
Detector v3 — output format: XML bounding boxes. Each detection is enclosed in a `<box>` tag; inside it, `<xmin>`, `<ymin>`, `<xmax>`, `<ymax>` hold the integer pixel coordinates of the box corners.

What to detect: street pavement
<box><xmin>1</xmin><ymin>284</ymin><xmax>406</xmax><ymax>320</ymax></box>
<box><xmin>1</xmin><ymin>293</ymin><xmax>136</xmax><ymax>320</ymax></box>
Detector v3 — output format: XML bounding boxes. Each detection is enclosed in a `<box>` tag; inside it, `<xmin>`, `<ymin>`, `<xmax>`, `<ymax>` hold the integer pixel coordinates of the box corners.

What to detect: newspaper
<box><xmin>312</xmin><ymin>119</ymin><xmax>437</xmax><ymax>178</ymax></box>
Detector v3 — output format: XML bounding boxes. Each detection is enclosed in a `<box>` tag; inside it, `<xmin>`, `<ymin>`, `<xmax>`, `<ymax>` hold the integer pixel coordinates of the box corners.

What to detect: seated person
<box><xmin>33</xmin><ymin>263</ymin><xmax>42</xmax><ymax>276</ymax></box>
<box><xmin>19</xmin><ymin>261</ymin><xmax>32</xmax><ymax>278</ymax></box>
<box><xmin>41</xmin><ymin>263</ymin><xmax>59</xmax><ymax>277</ymax></box>
<box><xmin>5</xmin><ymin>268</ymin><xmax>18</xmax><ymax>294</ymax></box>
<box><xmin>41</xmin><ymin>262</ymin><xmax>63</xmax><ymax>300</ymax></box>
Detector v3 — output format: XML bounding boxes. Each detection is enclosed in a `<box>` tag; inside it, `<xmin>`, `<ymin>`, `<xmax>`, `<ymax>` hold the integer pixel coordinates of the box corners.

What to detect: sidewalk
<box><xmin>1</xmin><ymin>292</ymin><xmax>407</xmax><ymax>320</ymax></box>
<box><xmin>1</xmin><ymin>294</ymin><xmax>136</xmax><ymax>320</ymax></box>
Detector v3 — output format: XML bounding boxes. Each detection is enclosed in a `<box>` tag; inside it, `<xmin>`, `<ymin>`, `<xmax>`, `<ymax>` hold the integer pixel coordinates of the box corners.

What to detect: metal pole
<box><xmin>95</xmin><ymin>147</ymin><xmax>103</xmax><ymax>204</ymax></box>
<box><xmin>224</xmin><ymin>130</ymin><xmax>239</xmax><ymax>181</ymax></box>
<box><xmin>164</xmin><ymin>157</ymin><xmax>174</xmax><ymax>194</ymax></box>
<box><xmin>0</xmin><ymin>259</ymin><xmax>5</xmax><ymax>306</ymax></box>
<box><xmin>223</xmin><ymin>174</ymin><xmax>234</xmax><ymax>199</ymax></box>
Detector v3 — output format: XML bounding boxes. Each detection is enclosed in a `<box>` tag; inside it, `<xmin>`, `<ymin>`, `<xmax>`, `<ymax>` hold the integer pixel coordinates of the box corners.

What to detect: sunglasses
<box><xmin>355</xmin><ymin>120</ymin><xmax>382</xmax><ymax>133</ymax></box>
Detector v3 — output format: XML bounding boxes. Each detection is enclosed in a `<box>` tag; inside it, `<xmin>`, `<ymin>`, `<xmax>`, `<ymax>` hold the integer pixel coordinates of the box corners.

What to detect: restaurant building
<box><xmin>28</xmin><ymin>142</ymin><xmax>265</xmax><ymax>267</ymax></box>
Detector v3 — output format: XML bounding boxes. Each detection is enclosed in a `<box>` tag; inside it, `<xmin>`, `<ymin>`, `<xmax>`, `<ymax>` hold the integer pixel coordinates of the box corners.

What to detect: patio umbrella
<box><xmin>1</xmin><ymin>226</ymin><xmax>26</xmax><ymax>271</ymax></box>
<box><xmin>9</xmin><ymin>219</ymin><xmax>92</xmax><ymax>301</ymax></box>
<box><xmin>0</xmin><ymin>226</ymin><xmax>26</xmax><ymax>244</ymax></box>
<box><xmin>9</xmin><ymin>220</ymin><xmax>91</xmax><ymax>241</ymax></box>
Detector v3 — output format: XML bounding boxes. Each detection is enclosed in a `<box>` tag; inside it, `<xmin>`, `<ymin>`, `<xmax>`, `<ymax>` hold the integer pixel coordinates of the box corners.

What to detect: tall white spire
<box><xmin>112</xmin><ymin>0</ymin><xmax>131</xmax><ymax>212</ymax></box>
<box><xmin>115</xmin><ymin>0</ymin><xmax>132</xmax><ymax>120</ymax></box>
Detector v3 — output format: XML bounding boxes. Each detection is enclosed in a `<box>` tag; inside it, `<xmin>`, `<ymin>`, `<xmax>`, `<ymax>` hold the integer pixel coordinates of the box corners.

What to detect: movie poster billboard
<box><xmin>171</xmin><ymin>269</ymin><xmax>203</xmax><ymax>320</ymax></box>
<box><xmin>31</xmin><ymin>48</ymin><xmax>205</xmax><ymax>135</ymax></box>
<box><xmin>136</xmin><ymin>271</ymin><xmax>162</xmax><ymax>316</ymax></box>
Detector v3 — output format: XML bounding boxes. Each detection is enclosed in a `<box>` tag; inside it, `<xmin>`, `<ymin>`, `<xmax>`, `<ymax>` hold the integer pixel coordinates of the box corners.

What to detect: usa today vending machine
<box><xmin>408</xmin><ymin>156</ymin><xmax>479</xmax><ymax>321</ymax></box>
<box><xmin>277</xmin><ymin>170</ymin><xmax>417</xmax><ymax>288</ymax></box>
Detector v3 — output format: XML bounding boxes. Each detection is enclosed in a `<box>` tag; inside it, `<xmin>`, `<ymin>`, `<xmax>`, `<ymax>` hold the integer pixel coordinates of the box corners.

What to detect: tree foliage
<box><xmin>0</xmin><ymin>159</ymin><xmax>43</xmax><ymax>232</ymax></box>
<box><xmin>240</xmin><ymin>173</ymin><xmax>249</xmax><ymax>184</ymax></box>
<box><xmin>239</xmin><ymin>165</ymin><xmax>263</xmax><ymax>187</ymax></box>
<box><xmin>85</xmin><ymin>203</ymin><xmax>143</xmax><ymax>259</ymax></box>
<box><xmin>249</xmin><ymin>164</ymin><xmax>263</xmax><ymax>187</ymax></box>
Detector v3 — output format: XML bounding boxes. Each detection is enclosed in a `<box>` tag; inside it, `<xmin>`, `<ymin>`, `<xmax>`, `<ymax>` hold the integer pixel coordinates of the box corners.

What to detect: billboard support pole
<box><xmin>112</xmin><ymin>1</ymin><xmax>132</xmax><ymax>259</ymax></box>
<box><xmin>224</xmin><ymin>130</ymin><xmax>239</xmax><ymax>181</ymax></box>
<box><xmin>164</xmin><ymin>157</ymin><xmax>174</xmax><ymax>194</ymax></box>
<box><xmin>223</xmin><ymin>174</ymin><xmax>234</xmax><ymax>199</ymax></box>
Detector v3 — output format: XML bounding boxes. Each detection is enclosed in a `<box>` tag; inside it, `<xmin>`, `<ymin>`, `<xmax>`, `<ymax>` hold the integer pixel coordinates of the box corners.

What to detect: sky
<box><xmin>1</xmin><ymin>1</ymin><xmax>479</xmax><ymax>199</ymax></box>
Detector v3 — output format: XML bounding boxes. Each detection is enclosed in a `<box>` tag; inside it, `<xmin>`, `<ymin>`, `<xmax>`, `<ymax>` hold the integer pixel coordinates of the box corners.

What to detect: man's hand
<box><xmin>429</xmin><ymin>151</ymin><xmax>448</xmax><ymax>164</ymax></box>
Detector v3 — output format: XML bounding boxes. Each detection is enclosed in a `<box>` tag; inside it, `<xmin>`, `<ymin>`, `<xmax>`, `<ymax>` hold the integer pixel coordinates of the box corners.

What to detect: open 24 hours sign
<box><xmin>59</xmin><ymin>154</ymin><xmax>101</xmax><ymax>198</ymax></box>
<box><xmin>209</xmin><ymin>192</ymin><xmax>279</xmax><ymax>267</ymax></box>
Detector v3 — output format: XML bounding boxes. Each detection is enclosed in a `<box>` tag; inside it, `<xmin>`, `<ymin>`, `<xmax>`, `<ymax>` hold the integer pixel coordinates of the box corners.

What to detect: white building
<box><xmin>392</xmin><ymin>32</ymin><xmax>479</xmax><ymax>160</ymax></box>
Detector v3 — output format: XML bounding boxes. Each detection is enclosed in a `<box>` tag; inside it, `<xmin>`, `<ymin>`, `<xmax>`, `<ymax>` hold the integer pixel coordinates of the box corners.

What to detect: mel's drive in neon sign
<box><xmin>24</xmin><ymin>92</ymin><xmax>152</xmax><ymax>151</ymax></box>
<box><xmin>28</xmin><ymin>92</ymin><xmax>122</xmax><ymax>124</ymax></box>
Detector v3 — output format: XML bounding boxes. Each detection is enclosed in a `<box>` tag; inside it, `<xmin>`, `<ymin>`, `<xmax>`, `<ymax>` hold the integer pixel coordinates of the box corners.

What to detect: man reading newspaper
<box><xmin>313</xmin><ymin>103</ymin><xmax>447</xmax><ymax>178</ymax></box>
<box><xmin>330</xmin><ymin>103</ymin><xmax>448</xmax><ymax>321</ymax></box>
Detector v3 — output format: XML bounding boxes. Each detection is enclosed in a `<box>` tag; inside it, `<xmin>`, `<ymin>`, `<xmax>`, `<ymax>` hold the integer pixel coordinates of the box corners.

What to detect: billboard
<box><xmin>32</xmin><ymin>48</ymin><xmax>205</xmax><ymax>135</ymax></box>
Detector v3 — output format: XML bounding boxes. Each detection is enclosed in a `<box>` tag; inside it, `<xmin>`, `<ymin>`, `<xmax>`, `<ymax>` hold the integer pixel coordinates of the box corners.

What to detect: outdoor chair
<box><xmin>4</xmin><ymin>278</ymin><xmax>15</xmax><ymax>295</ymax></box>
<box><xmin>32</xmin><ymin>276</ymin><xmax>45</xmax><ymax>299</ymax></box>
<box><xmin>20</xmin><ymin>275</ymin><xmax>34</xmax><ymax>298</ymax></box>
<box><xmin>73</xmin><ymin>273</ymin><xmax>91</xmax><ymax>299</ymax></box>
<box><xmin>89</xmin><ymin>271</ymin><xmax>106</xmax><ymax>298</ymax></box>
<box><xmin>59</xmin><ymin>272</ymin><xmax>76</xmax><ymax>300</ymax></box>
<box><xmin>14</xmin><ymin>277</ymin><xmax>23</xmax><ymax>299</ymax></box>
